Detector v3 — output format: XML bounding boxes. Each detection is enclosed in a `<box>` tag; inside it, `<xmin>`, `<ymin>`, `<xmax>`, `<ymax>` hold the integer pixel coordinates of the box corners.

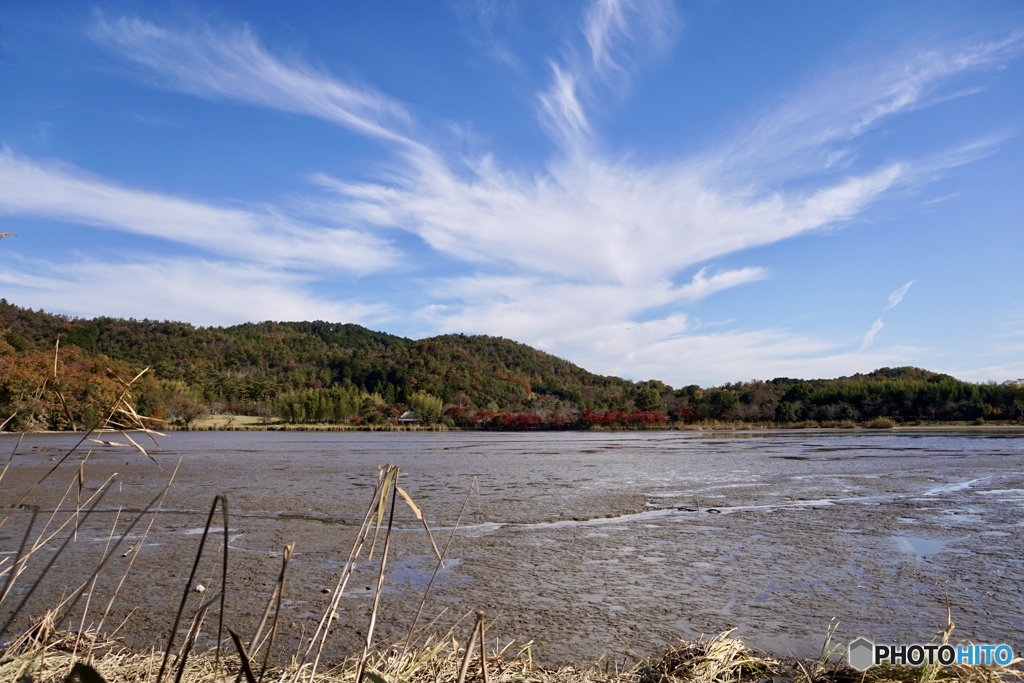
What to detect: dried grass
<box><xmin>0</xmin><ymin>618</ymin><xmax>775</xmax><ymax>683</ymax></box>
<box><xmin>7</xmin><ymin>606</ymin><xmax>1022</xmax><ymax>683</ymax></box>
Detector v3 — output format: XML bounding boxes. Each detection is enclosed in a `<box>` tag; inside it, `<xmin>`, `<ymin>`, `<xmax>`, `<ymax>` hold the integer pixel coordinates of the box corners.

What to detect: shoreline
<box><xmin>5</xmin><ymin>421</ymin><xmax>1024</xmax><ymax>435</ymax></box>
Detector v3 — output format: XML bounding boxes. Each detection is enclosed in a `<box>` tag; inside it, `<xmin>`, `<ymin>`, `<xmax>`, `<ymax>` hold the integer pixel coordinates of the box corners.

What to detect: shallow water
<box><xmin>1</xmin><ymin>430</ymin><xmax>1022</xmax><ymax>664</ymax></box>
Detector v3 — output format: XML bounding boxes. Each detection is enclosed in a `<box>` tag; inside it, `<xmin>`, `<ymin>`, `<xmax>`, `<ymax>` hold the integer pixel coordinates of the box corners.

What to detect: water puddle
<box><xmin>455</xmin><ymin>497</ymin><xmax>842</xmax><ymax>535</ymax></box>
<box><xmin>978</xmin><ymin>489</ymin><xmax>1024</xmax><ymax>506</ymax></box>
<box><xmin>390</xmin><ymin>555</ymin><xmax>463</xmax><ymax>588</ymax></box>
<box><xmin>182</xmin><ymin>526</ymin><xmax>238</xmax><ymax>535</ymax></box>
<box><xmin>922</xmin><ymin>478</ymin><xmax>989</xmax><ymax>496</ymax></box>
<box><xmin>890</xmin><ymin>535</ymin><xmax>950</xmax><ymax>560</ymax></box>
<box><xmin>335</xmin><ymin>555</ymin><xmax>465</xmax><ymax>598</ymax></box>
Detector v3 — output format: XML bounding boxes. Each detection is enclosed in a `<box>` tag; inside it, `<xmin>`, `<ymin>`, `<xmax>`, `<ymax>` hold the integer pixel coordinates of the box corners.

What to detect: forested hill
<box><xmin>1</xmin><ymin>300</ymin><xmax>1022</xmax><ymax>430</ymax></box>
<box><xmin>0</xmin><ymin>299</ymin><xmax>637</xmax><ymax>427</ymax></box>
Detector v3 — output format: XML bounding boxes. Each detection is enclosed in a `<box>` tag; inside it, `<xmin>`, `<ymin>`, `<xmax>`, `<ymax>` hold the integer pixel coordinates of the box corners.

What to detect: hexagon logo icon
<box><xmin>848</xmin><ymin>637</ymin><xmax>875</xmax><ymax>672</ymax></box>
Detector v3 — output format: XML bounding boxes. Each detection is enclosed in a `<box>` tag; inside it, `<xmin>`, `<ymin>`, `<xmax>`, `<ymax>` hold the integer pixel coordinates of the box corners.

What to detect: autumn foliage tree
<box><xmin>0</xmin><ymin>343</ymin><xmax>160</xmax><ymax>430</ymax></box>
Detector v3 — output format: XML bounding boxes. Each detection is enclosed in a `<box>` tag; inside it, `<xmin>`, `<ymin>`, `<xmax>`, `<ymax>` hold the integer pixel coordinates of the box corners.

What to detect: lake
<box><xmin>1</xmin><ymin>429</ymin><xmax>1022</xmax><ymax>664</ymax></box>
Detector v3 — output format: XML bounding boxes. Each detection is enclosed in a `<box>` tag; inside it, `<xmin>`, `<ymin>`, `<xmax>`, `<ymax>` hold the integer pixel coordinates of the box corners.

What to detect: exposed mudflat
<box><xmin>1</xmin><ymin>431</ymin><xmax>1022</xmax><ymax>665</ymax></box>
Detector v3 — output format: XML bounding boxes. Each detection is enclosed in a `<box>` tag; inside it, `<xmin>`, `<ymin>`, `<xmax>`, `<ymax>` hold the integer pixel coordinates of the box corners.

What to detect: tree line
<box><xmin>1</xmin><ymin>300</ymin><xmax>1022</xmax><ymax>430</ymax></box>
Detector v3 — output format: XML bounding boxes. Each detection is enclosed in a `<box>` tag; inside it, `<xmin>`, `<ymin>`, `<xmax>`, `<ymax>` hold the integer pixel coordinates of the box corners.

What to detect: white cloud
<box><xmin>71</xmin><ymin>12</ymin><xmax>1024</xmax><ymax>385</ymax></box>
<box><xmin>454</xmin><ymin>0</ymin><xmax>524</xmax><ymax>71</ymax></box>
<box><xmin>90</xmin><ymin>15</ymin><xmax>420</xmax><ymax>147</ymax></box>
<box><xmin>620</xmin><ymin>331</ymin><xmax>925</xmax><ymax>387</ymax></box>
<box><xmin>853</xmin><ymin>33</ymin><xmax>1024</xmax><ymax>133</ymax></box>
<box><xmin>941</xmin><ymin>363</ymin><xmax>1024</xmax><ymax>384</ymax></box>
<box><xmin>325</xmin><ymin>154</ymin><xmax>903</xmax><ymax>286</ymax></box>
<box><xmin>944</xmin><ymin>310</ymin><xmax>1024</xmax><ymax>381</ymax></box>
<box><xmin>537</xmin><ymin>63</ymin><xmax>591</xmax><ymax>147</ymax></box>
<box><xmin>0</xmin><ymin>150</ymin><xmax>397</xmax><ymax>274</ymax></box>
<box><xmin>886</xmin><ymin>280</ymin><xmax>916</xmax><ymax>310</ymax></box>
<box><xmin>538</xmin><ymin>0</ymin><xmax>678</xmax><ymax>148</ymax></box>
<box><xmin>582</xmin><ymin>0</ymin><xmax>677</xmax><ymax>78</ymax></box>
<box><xmin>675</xmin><ymin>267</ymin><xmax>768</xmax><ymax>302</ymax></box>
<box><xmin>414</xmin><ymin>269</ymin><xmax>927</xmax><ymax>386</ymax></box>
<box><xmin>714</xmin><ymin>31</ymin><xmax>1024</xmax><ymax>183</ymax></box>
<box><xmin>861</xmin><ymin>318</ymin><xmax>885</xmax><ymax>350</ymax></box>
<box><xmin>412</xmin><ymin>267</ymin><xmax>763</xmax><ymax>365</ymax></box>
<box><xmin>584</xmin><ymin>0</ymin><xmax>629</xmax><ymax>71</ymax></box>
<box><xmin>0</xmin><ymin>257</ymin><xmax>383</xmax><ymax>327</ymax></box>
<box><xmin>87</xmin><ymin>12</ymin><xmax>1005</xmax><ymax>294</ymax></box>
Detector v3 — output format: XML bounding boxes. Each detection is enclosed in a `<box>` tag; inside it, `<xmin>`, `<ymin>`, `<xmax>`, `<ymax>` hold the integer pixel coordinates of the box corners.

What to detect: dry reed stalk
<box><xmin>366</xmin><ymin>468</ymin><xmax>396</xmax><ymax>562</ymax></box>
<box><xmin>229</xmin><ymin>627</ymin><xmax>260</xmax><ymax>683</ymax></box>
<box><xmin>75</xmin><ymin>460</ymin><xmax>85</xmax><ymax>541</ymax></box>
<box><xmin>455</xmin><ymin>612</ymin><xmax>483</xmax><ymax>683</ymax></box>
<box><xmin>354</xmin><ymin>467</ymin><xmax>401</xmax><ymax>683</ymax></box>
<box><xmin>478</xmin><ymin>611</ymin><xmax>489</xmax><ymax>683</ymax></box>
<box><xmin>395</xmin><ymin>485</ymin><xmax>444</xmax><ymax>565</ymax></box>
<box><xmin>300</xmin><ymin>467</ymin><xmax>388</xmax><ymax>679</ymax></box>
<box><xmin>246</xmin><ymin>547</ymin><xmax>288</xmax><ymax>658</ymax></box>
<box><xmin>256</xmin><ymin>544</ymin><xmax>296</xmax><ymax>683</ymax></box>
<box><xmin>0</xmin><ymin>411</ymin><xmax>18</xmax><ymax>432</ymax></box>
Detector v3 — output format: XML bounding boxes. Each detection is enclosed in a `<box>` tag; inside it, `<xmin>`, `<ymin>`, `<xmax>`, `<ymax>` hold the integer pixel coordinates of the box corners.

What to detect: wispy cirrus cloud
<box><xmin>676</xmin><ymin>267</ymin><xmax>768</xmax><ymax>302</ymax></box>
<box><xmin>858</xmin><ymin>280</ymin><xmax>916</xmax><ymax>352</ymax></box>
<box><xmin>84</xmin><ymin>9</ymin><xmax>1005</xmax><ymax>291</ymax></box>
<box><xmin>414</xmin><ymin>262</ymin><xmax>927</xmax><ymax>387</ymax></box>
<box><xmin>603</xmin><ymin>326</ymin><xmax>926</xmax><ymax>386</ymax></box>
<box><xmin>861</xmin><ymin>318</ymin><xmax>885</xmax><ymax>350</ymax></box>
<box><xmin>886</xmin><ymin>280</ymin><xmax>916</xmax><ymax>310</ymax></box>
<box><xmin>583</xmin><ymin>0</ymin><xmax>677</xmax><ymax>76</ymax></box>
<box><xmin>0</xmin><ymin>256</ymin><xmax>384</xmax><ymax>327</ymax></box>
<box><xmin>65</xmin><ymin>6</ymin><xmax>1024</xmax><ymax>384</ymax></box>
<box><xmin>323</xmin><ymin>155</ymin><xmax>902</xmax><ymax>286</ymax></box>
<box><xmin>420</xmin><ymin>266</ymin><xmax>765</xmax><ymax>347</ymax></box>
<box><xmin>538</xmin><ymin>0</ymin><xmax>678</xmax><ymax>148</ymax></box>
<box><xmin>90</xmin><ymin>15</ymin><xmax>419</xmax><ymax>147</ymax></box>
<box><xmin>453</xmin><ymin>0</ymin><xmax>525</xmax><ymax>71</ymax></box>
<box><xmin>715</xmin><ymin>31</ymin><xmax>1024</xmax><ymax>183</ymax></box>
<box><xmin>537</xmin><ymin>64</ymin><xmax>592</xmax><ymax>147</ymax></box>
<box><xmin>0</xmin><ymin>149</ymin><xmax>396</xmax><ymax>274</ymax></box>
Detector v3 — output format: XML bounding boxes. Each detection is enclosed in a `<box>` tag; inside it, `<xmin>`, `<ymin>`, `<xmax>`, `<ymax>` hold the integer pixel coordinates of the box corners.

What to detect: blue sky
<box><xmin>1</xmin><ymin>1</ymin><xmax>1023</xmax><ymax>387</ymax></box>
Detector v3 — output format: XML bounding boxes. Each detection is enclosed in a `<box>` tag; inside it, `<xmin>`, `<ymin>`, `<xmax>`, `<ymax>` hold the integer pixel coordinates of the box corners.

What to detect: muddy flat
<box><xmin>1</xmin><ymin>430</ymin><xmax>1022</xmax><ymax>665</ymax></box>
